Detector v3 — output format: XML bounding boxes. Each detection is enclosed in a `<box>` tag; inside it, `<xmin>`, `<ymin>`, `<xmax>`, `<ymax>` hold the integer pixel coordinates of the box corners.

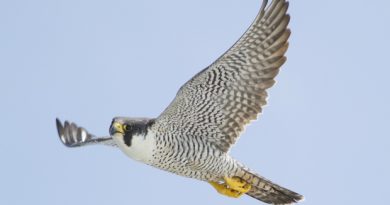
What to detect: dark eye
<box><xmin>124</xmin><ymin>124</ymin><xmax>130</xmax><ymax>131</ymax></box>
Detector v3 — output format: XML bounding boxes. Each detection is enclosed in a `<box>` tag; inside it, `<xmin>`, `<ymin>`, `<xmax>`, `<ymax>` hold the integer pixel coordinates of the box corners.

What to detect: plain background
<box><xmin>1</xmin><ymin>0</ymin><xmax>389</xmax><ymax>204</ymax></box>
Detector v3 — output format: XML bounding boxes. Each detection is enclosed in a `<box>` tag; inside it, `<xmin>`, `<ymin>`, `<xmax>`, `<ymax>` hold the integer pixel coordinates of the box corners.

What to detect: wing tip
<box><xmin>55</xmin><ymin>118</ymin><xmax>76</xmax><ymax>147</ymax></box>
<box><xmin>55</xmin><ymin>118</ymin><xmax>69</xmax><ymax>147</ymax></box>
<box><xmin>55</xmin><ymin>118</ymin><xmax>64</xmax><ymax>139</ymax></box>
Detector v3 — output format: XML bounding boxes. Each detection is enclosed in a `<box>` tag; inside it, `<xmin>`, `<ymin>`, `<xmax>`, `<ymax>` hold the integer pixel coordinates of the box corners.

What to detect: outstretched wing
<box><xmin>155</xmin><ymin>0</ymin><xmax>290</xmax><ymax>152</ymax></box>
<box><xmin>56</xmin><ymin>118</ymin><xmax>117</xmax><ymax>147</ymax></box>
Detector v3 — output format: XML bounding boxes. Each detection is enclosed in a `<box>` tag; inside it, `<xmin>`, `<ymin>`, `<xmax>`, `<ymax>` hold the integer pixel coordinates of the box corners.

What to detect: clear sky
<box><xmin>1</xmin><ymin>0</ymin><xmax>389</xmax><ymax>204</ymax></box>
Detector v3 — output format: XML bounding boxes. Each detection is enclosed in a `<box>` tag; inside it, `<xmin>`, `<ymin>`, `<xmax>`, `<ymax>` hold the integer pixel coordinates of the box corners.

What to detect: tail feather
<box><xmin>237</xmin><ymin>169</ymin><xmax>304</xmax><ymax>204</ymax></box>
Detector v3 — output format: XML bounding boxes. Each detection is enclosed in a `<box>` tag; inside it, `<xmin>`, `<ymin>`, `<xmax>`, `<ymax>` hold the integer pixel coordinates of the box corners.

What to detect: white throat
<box><xmin>113</xmin><ymin>130</ymin><xmax>156</xmax><ymax>164</ymax></box>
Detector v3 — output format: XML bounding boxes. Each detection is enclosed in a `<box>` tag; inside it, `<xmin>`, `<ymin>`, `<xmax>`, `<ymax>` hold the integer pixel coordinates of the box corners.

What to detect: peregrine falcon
<box><xmin>56</xmin><ymin>0</ymin><xmax>304</xmax><ymax>204</ymax></box>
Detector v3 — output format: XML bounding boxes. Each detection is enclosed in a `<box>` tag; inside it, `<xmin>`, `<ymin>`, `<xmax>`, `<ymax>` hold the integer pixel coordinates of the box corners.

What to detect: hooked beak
<box><xmin>110</xmin><ymin>122</ymin><xmax>125</xmax><ymax>135</ymax></box>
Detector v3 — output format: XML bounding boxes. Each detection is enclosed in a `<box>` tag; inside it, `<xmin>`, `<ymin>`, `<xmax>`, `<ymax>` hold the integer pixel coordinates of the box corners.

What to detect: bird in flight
<box><xmin>56</xmin><ymin>0</ymin><xmax>303</xmax><ymax>204</ymax></box>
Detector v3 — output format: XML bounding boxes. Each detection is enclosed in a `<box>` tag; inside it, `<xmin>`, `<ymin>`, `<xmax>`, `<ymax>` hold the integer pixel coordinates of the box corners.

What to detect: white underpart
<box><xmin>112</xmin><ymin>130</ymin><xmax>156</xmax><ymax>165</ymax></box>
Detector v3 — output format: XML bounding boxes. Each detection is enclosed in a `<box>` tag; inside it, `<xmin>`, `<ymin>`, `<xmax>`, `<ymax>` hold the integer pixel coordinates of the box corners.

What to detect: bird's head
<box><xmin>109</xmin><ymin>117</ymin><xmax>154</xmax><ymax>147</ymax></box>
<box><xmin>109</xmin><ymin>117</ymin><xmax>156</xmax><ymax>163</ymax></box>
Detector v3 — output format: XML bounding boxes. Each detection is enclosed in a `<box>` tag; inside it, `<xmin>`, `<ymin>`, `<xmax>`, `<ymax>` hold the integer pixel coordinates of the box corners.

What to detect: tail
<box><xmin>237</xmin><ymin>168</ymin><xmax>304</xmax><ymax>204</ymax></box>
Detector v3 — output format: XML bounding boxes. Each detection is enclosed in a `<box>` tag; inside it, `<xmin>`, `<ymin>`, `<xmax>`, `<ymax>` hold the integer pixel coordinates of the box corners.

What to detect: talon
<box><xmin>224</xmin><ymin>176</ymin><xmax>252</xmax><ymax>193</ymax></box>
<box><xmin>209</xmin><ymin>181</ymin><xmax>244</xmax><ymax>198</ymax></box>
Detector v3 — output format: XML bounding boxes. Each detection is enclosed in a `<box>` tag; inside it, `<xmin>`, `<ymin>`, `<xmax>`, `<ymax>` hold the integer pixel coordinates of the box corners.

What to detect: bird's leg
<box><xmin>209</xmin><ymin>181</ymin><xmax>244</xmax><ymax>198</ymax></box>
<box><xmin>224</xmin><ymin>176</ymin><xmax>252</xmax><ymax>193</ymax></box>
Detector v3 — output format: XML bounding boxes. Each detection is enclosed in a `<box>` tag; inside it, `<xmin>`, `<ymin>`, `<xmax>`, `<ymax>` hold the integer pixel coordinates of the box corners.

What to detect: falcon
<box><xmin>56</xmin><ymin>0</ymin><xmax>304</xmax><ymax>204</ymax></box>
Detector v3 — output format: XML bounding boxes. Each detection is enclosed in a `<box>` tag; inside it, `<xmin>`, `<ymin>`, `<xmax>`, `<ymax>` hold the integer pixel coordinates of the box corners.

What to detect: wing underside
<box><xmin>155</xmin><ymin>0</ymin><xmax>291</xmax><ymax>152</ymax></box>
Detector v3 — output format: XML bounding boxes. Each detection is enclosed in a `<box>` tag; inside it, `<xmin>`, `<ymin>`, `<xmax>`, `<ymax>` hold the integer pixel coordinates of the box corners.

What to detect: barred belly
<box><xmin>151</xmin><ymin>134</ymin><xmax>238</xmax><ymax>181</ymax></box>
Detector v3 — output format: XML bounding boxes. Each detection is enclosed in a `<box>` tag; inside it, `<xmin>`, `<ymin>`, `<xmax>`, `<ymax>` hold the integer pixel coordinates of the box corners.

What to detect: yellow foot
<box><xmin>209</xmin><ymin>176</ymin><xmax>251</xmax><ymax>198</ymax></box>
<box><xmin>209</xmin><ymin>181</ymin><xmax>244</xmax><ymax>198</ymax></box>
<box><xmin>224</xmin><ymin>176</ymin><xmax>252</xmax><ymax>193</ymax></box>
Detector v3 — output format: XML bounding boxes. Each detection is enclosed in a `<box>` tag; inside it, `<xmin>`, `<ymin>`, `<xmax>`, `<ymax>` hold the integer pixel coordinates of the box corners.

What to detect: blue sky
<box><xmin>1</xmin><ymin>0</ymin><xmax>389</xmax><ymax>204</ymax></box>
